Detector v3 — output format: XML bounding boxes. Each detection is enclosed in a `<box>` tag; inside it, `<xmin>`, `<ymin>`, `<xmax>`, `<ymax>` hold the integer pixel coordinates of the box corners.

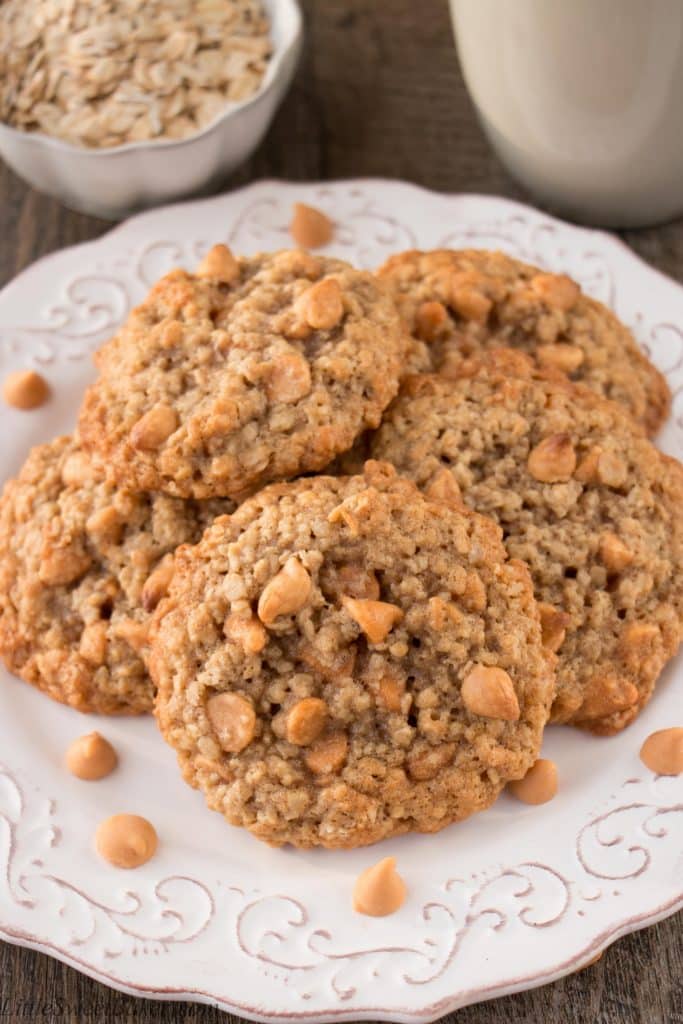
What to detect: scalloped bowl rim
<box><xmin>0</xmin><ymin>0</ymin><xmax>302</xmax><ymax>158</ymax></box>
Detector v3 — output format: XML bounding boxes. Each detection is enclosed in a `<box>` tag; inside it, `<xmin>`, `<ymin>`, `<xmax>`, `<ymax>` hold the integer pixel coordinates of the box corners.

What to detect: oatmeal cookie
<box><xmin>378</xmin><ymin>249</ymin><xmax>670</xmax><ymax>435</ymax></box>
<box><xmin>79</xmin><ymin>247</ymin><xmax>408</xmax><ymax>499</ymax></box>
<box><xmin>371</xmin><ymin>350</ymin><xmax>683</xmax><ymax>734</ymax></box>
<box><xmin>0</xmin><ymin>436</ymin><xmax>228</xmax><ymax>714</ymax></box>
<box><xmin>151</xmin><ymin>461</ymin><xmax>554</xmax><ymax>849</ymax></box>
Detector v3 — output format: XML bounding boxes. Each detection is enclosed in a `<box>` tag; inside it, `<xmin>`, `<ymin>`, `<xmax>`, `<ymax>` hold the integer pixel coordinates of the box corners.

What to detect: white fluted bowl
<box><xmin>0</xmin><ymin>0</ymin><xmax>302</xmax><ymax>220</ymax></box>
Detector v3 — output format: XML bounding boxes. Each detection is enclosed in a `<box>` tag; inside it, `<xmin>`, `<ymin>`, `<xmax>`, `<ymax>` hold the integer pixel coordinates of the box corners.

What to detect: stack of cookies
<box><xmin>1</xmin><ymin>240</ymin><xmax>681</xmax><ymax>850</ymax></box>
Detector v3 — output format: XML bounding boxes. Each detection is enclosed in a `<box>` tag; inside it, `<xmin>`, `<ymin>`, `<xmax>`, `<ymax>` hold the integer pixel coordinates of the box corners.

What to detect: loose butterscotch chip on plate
<box><xmin>290</xmin><ymin>203</ymin><xmax>335</xmax><ymax>249</ymax></box>
<box><xmin>151</xmin><ymin>461</ymin><xmax>553</xmax><ymax>849</ymax></box>
<box><xmin>95</xmin><ymin>814</ymin><xmax>157</xmax><ymax>869</ymax></box>
<box><xmin>3</xmin><ymin>369</ymin><xmax>50</xmax><ymax>410</ymax></box>
<box><xmin>371</xmin><ymin>348</ymin><xmax>683</xmax><ymax>735</ymax></box>
<box><xmin>65</xmin><ymin>731</ymin><xmax>117</xmax><ymax>780</ymax></box>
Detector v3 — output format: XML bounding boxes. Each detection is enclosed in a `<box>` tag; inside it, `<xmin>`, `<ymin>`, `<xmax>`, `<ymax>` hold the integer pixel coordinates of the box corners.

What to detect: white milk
<box><xmin>450</xmin><ymin>0</ymin><xmax>683</xmax><ymax>227</ymax></box>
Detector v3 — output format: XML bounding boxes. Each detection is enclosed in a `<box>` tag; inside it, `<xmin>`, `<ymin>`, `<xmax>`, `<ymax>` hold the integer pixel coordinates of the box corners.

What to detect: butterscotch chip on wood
<box><xmin>150</xmin><ymin>462</ymin><xmax>553</xmax><ymax>848</ymax></box>
<box><xmin>0</xmin><ymin>435</ymin><xmax>231</xmax><ymax>715</ymax></box>
<box><xmin>370</xmin><ymin>350</ymin><xmax>683</xmax><ymax>735</ymax></box>
<box><xmin>377</xmin><ymin>248</ymin><xmax>670</xmax><ymax>435</ymax></box>
<box><xmin>79</xmin><ymin>251</ymin><xmax>407</xmax><ymax>499</ymax></box>
<box><xmin>290</xmin><ymin>203</ymin><xmax>334</xmax><ymax>249</ymax></box>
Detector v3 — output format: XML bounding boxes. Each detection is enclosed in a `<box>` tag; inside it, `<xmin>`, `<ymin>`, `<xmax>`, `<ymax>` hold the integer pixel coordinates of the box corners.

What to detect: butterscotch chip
<box><xmin>79</xmin><ymin>621</ymin><xmax>109</xmax><ymax>666</ymax></box>
<box><xmin>86</xmin><ymin>505</ymin><xmax>122</xmax><ymax>545</ymax></box>
<box><xmin>290</xmin><ymin>203</ymin><xmax>334</xmax><ymax>249</ymax></box>
<box><xmin>206</xmin><ymin>692</ymin><xmax>256</xmax><ymax>752</ymax></box>
<box><xmin>286</xmin><ymin>697</ymin><xmax>328</xmax><ymax>746</ymax></box>
<box><xmin>377</xmin><ymin>249</ymin><xmax>670</xmax><ymax>435</ymax></box>
<box><xmin>353</xmin><ymin>856</ymin><xmax>407</xmax><ymax>917</ymax></box>
<box><xmin>264</xmin><ymin>351</ymin><xmax>312</xmax><ymax>404</ymax></box>
<box><xmin>508</xmin><ymin>758</ymin><xmax>558</xmax><ymax>804</ymax></box>
<box><xmin>3</xmin><ymin>369</ymin><xmax>50</xmax><ymax>410</ymax></box>
<box><xmin>425</xmin><ymin>467</ymin><xmax>465</xmax><ymax>508</ymax></box>
<box><xmin>39</xmin><ymin>544</ymin><xmax>92</xmax><ymax>586</ymax></box>
<box><xmin>599</xmin><ymin>533</ymin><xmax>634</xmax><ymax>573</ymax></box>
<box><xmin>530</xmin><ymin>272</ymin><xmax>580</xmax><ymax>311</ymax></box>
<box><xmin>224</xmin><ymin>612</ymin><xmax>267</xmax><ymax>654</ymax></box>
<box><xmin>141</xmin><ymin>556</ymin><xmax>176</xmax><ymax>612</ymax></box>
<box><xmin>639</xmin><ymin>728</ymin><xmax>683</xmax><ymax>775</ymax></box>
<box><xmin>95</xmin><ymin>814</ymin><xmax>157</xmax><ymax>869</ymax></box>
<box><xmin>295</xmin><ymin>278</ymin><xmax>344</xmax><ymax>331</ymax></box>
<box><xmin>65</xmin><ymin>731</ymin><xmax>117</xmax><ymax>780</ymax></box>
<box><xmin>538</xmin><ymin>603</ymin><xmax>570</xmax><ymax>653</ymax></box>
<box><xmin>451</xmin><ymin>271</ymin><xmax>492</xmax><ymax>321</ymax></box>
<box><xmin>113</xmin><ymin>618</ymin><xmax>149</xmax><ymax>655</ymax></box>
<box><xmin>341</xmin><ymin>596</ymin><xmax>403</xmax><ymax>644</ymax></box>
<box><xmin>0</xmin><ymin>436</ymin><xmax>230</xmax><ymax>714</ymax></box>
<box><xmin>371</xmin><ymin>350</ymin><xmax>683</xmax><ymax>735</ymax></box>
<box><xmin>377</xmin><ymin>673</ymin><xmax>405</xmax><ymax>712</ymax></box>
<box><xmin>130</xmin><ymin>403</ymin><xmax>178</xmax><ymax>450</ymax></box>
<box><xmin>151</xmin><ymin>462</ymin><xmax>553</xmax><ymax>848</ymax></box>
<box><xmin>596</xmin><ymin>451</ymin><xmax>627</xmax><ymax>488</ymax></box>
<box><xmin>415</xmin><ymin>300</ymin><xmax>448</xmax><ymax>342</ymax></box>
<box><xmin>536</xmin><ymin>343</ymin><xmax>584</xmax><ymax>373</ymax></box>
<box><xmin>304</xmin><ymin>733</ymin><xmax>349</xmax><ymax>775</ymax></box>
<box><xmin>195</xmin><ymin>244</ymin><xmax>240</xmax><ymax>285</ymax></box>
<box><xmin>461</xmin><ymin>665</ymin><xmax>520</xmax><ymax>721</ymax></box>
<box><xmin>79</xmin><ymin>251</ymin><xmax>406</xmax><ymax>499</ymax></box>
<box><xmin>527</xmin><ymin>434</ymin><xmax>576</xmax><ymax>483</ymax></box>
<box><xmin>257</xmin><ymin>557</ymin><xmax>312</xmax><ymax>625</ymax></box>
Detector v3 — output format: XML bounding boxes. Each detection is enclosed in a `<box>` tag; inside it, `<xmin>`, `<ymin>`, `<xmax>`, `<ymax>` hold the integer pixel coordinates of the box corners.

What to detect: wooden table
<box><xmin>0</xmin><ymin>2</ymin><xmax>681</xmax><ymax>1021</ymax></box>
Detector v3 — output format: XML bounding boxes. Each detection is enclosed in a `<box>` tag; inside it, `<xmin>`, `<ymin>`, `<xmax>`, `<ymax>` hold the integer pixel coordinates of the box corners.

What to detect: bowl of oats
<box><xmin>0</xmin><ymin>0</ymin><xmax>302</xmax><ymax>219</ymax></box>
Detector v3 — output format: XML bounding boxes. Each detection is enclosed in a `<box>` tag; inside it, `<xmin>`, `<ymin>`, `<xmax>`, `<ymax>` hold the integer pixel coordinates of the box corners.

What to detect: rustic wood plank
<box><xmin>0</xmin><ymin>1</ymin><xmax>681</xmax><ymax>1021</ymax></box>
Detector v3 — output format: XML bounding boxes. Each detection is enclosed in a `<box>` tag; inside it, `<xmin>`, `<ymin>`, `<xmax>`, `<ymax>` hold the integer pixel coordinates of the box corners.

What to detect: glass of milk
<box><xmin>450</xmin><ymin>0</ymin><xmax>683</xmax><ymax>227</ymax></box>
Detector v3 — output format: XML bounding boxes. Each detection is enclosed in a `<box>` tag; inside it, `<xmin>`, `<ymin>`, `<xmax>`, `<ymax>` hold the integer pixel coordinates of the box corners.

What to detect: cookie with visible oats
<box><xmin>79</xmin><ymin>246</ymin><xmax>407</xmax><ymax>500</ymax></box>
<box><xmin>0</xmin><ymin>436</ymin><xmax>228</xmax><ymax>714</ymax></box>
<box><xmin>371</xmin><ymin>349</ymin><xmax>683</xmax><ymax>734</ymax></box>
<box><xmin>378</xmin><ymin>249</ymin><xmax>670</xmax><ymax>435</ymax></box>
<box><xmin>151</xmin><ymin>461</ymin><xmax>554</xmax><ymax>849</ymax></box>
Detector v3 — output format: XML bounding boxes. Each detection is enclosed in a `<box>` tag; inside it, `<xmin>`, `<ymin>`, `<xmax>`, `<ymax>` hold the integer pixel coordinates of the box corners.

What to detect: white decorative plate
<box><xmin>0</xmin><ymin>180</ymin><xmax>681</xmax><ymax>1022</ymax></box>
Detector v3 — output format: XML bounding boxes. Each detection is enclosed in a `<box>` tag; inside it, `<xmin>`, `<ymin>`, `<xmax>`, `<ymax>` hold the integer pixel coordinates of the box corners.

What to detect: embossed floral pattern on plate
<box><xmin>0</xmin><ymin>181</ymin><xmax>681</xmax><ymax>1022</ymax></box>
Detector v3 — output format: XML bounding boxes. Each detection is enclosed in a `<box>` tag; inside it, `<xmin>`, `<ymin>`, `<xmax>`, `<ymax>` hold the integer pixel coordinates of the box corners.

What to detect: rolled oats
<box><xmin>0</xmin><ymin>0</ymin><xmax>272</xmax><ymax>148</ymax></box>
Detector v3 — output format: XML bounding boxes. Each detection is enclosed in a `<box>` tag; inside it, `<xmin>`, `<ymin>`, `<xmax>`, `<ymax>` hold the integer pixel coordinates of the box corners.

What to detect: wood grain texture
<box><xmin>0</xmin><ymin>1</ymin><xmax>681</xmax><ymax>1021</ymax></box>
